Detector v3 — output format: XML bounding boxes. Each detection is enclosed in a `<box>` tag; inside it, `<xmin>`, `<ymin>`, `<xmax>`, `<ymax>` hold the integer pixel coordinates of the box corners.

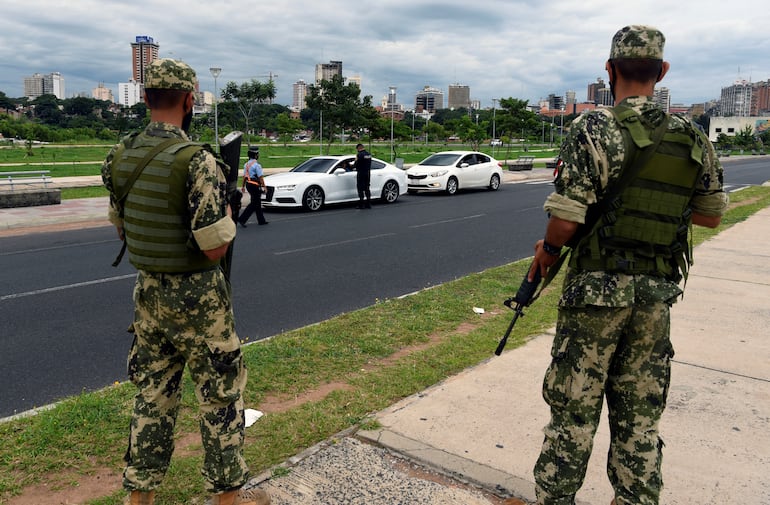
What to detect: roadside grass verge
<box><xmin>1</xmin><ymin>185</ymin><xmax>767</xmax><ymax>504</ymax></box>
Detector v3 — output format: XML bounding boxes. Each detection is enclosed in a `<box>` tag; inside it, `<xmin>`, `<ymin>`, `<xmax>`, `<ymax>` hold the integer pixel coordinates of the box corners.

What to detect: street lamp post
<box><xmin>209</xmin><ymin>67</ymin><xmax>221</xmax><ymax>151</ymax></box>
<box><xmin>389</xmin><ymin>86</ymin><xmax>396</xmax><ymax>163</ymax></box>
<box><xmin>491</xmin><ymin>98</ymin><xmax>497</xmax><ymax>143</ymax></box>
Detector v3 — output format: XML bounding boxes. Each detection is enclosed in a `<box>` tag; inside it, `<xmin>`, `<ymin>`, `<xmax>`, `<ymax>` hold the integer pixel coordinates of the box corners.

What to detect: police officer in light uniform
<box><xmin>101</xmin><ymin>58</ymin><xmax>270</xmax><ymax>505</ymax></box>
<box><xmin>526</xmin><ymin>26</ymin><xmax>728</xmax><ymax>505</ymax></box>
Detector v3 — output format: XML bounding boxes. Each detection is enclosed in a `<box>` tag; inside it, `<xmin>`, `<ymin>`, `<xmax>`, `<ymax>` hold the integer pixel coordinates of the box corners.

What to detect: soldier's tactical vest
<box><xmin>569</xmin><ymin>105</ymin><xmax>705</xmax><ymax>282</ymax></box>
<box><xmin>111</xmin><ymin>133</ymin><xmax>220</xmax><ymax>273</ymax></box>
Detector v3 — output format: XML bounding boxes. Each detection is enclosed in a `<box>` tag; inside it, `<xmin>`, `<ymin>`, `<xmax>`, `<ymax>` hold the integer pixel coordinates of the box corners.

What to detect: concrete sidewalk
<box><xmin>255</xmin><ymin>208</ymin><xmax>770</xmax><ymax>504</ymax></box>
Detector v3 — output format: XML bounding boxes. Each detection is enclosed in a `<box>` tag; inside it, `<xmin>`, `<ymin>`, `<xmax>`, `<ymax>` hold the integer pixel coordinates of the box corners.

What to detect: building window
<box><xmin>715</xmin><ymin>128</ymin><xmax>722</xmax><ymax>133</ymax></box>
<box><xmin>727</xmin><ymin>128</ymin><xmax>735</xmax><ymax>133</ymax></box>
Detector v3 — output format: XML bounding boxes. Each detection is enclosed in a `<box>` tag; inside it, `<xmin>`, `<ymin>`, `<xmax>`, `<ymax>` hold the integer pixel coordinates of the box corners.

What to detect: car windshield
<box><xmin>419</xmin><ymin>153</ymin><xmax>460</xmax><ymax>166</ymax></box>
<box><xmin>291</xmin><ymin>158</ymin><xmax>335</xmax><ymax>173</ymax></box>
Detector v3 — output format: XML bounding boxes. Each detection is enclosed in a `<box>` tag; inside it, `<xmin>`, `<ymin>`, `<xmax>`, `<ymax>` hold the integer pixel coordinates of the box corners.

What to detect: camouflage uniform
<box><xmin>101</xmin><ymin>60</ymin><xmax>248</xmax><ymax>495</ymax></box>
<box><xmin>533</xmin><ymin>27</ymin><xmax>728</xmax><ymax>505</ymax></box>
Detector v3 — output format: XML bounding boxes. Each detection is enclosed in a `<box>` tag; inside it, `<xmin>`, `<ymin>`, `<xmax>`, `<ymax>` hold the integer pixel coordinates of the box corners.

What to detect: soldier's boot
<box><xmin>209</xmin><ymin>487</ymin><xmax>271</xmax><ymax>505</ymax></box>
<box><xmin>123</xmin><ymin>490</ymin><xmax>155</xmax><ymax>505</ymax></box>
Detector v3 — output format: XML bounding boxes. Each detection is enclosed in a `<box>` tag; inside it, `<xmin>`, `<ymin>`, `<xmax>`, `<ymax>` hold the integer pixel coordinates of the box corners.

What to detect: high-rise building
<box><xmin>23</xmin><ymin>72</ymin><xmax>65</xmax><ymax>99</ymax></box>
<box><xmin>653</xmin><ymin>87</ymin><xmax>671</xmax><ymax>113</ymax></box>
<box><xmin>565</xmin><ymin>90</ymin><xmax>576</xmax><ymax>113</ymax></box>
<box><xmin>596</xmin><ymin>88</ymin><xmax>614</xmax><ymax>107</ymax></box>
<box><xmin>292</xmin><ymin>79</ymin><xmax>308</xmax><ymax>110</ymax></box>
<box><xmin>720</xmin><ymin>80</ymin><xmax>752</xmax><ymax>117</ymax></box>
<box><xmin>131</xmin><ymin>36</ymin><xmax>159</xmax><ymax>84</ymax></box>
<box><xmin>118</xmin><ymin>81</ymin><xmax>143</xmax><ymax>107</ymax></box>
<box><xmin>315</xmin><ymin>61</ymin><xmax>342</xmax><ymax>84</ymax></box>
<box><xmin>415</xmin><ymin>86</ymin><xmax>444</xmax><ymax>113</ymax></box>
<box><xmin>346</xmin><ymin>75</ymin><xmax>361</xmax><ymax>89</ymax></box>
<box><xmin>547</xmin><ymin>93</ymin><xmax>565</xmax><ymax>112</ymax></box>
<box><xmin>447</xmin><ymin>84</ymin><xmax>470</xmax><ymax>110</ymax></box>
<box><xmin>587</xmin><ymin>77</ymin><xmax>606</xmax><ymax>104</ymax></box>
<box><xmin>752</xmin><ymin>80</ymin><xmax>770</xmax><ymax>115</ymax></box>
<box><xmin>92</xmin><ymin>82</ymin><xmax>114</xmax><ymax>102</ymax></box>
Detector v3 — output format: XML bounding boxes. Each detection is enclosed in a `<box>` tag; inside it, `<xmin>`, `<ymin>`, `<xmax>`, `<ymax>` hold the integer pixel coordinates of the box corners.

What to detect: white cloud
<box><xmin>1</xmin><ymin>0</ymin><xmax>767</xmax><ymax>107</ymax></box>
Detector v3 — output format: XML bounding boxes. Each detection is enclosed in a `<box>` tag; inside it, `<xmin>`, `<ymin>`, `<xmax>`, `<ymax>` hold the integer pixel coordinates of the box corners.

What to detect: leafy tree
<box><xmin>455</xmin><ymin>115</ymin><xmax>488</xmax><ymax>150</ymax></box>
<box><xmin>0</xmin><ymin>91</ymin><xmax>15</xmax><ymax>113</ymax></box>
<box><xmin>275</xmin><ymin>112</ymin><xmax>304</xmax><ymax>146</ymax></box>
<box><xmin>495</xmin><ymin>98</ymin><xmax>540</xmax><ymax>141</ymax></box>
<box><xmin>221</xmin><ymin>78</ymin><xmax>277</xmax><ymax>141</ymax></box>
<box><xmin>305</xmin><ymin>75</ymin><xmax>373</xmax><ymax>153</ymax></box>
<box><xmin>30</xmin><ymin>94</ymin><xmax>62</xmax><ymax>126</ymax></box>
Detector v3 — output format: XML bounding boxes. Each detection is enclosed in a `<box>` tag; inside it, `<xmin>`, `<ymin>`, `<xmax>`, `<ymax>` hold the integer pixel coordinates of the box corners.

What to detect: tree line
<box><xmin>0</xmin><ymin>80</ymin><xmax>572</xmax><ymax>150</ymax></box>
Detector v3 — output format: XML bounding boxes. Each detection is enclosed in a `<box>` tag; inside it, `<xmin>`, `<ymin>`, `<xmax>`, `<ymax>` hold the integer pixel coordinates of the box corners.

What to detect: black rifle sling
<box><xmin>530</xmin><ymin>109</ymin><xmax>670</xmax><ymax>303</ymax></box>
<box><xmin>111</xmin><ymin>137</ymin><xmax>186</xmax><ymax>267</ymax></box>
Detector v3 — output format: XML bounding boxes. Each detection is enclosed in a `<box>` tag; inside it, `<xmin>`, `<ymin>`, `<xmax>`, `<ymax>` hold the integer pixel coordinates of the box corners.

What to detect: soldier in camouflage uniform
<box><xmin>527</xmin><ymin>26</ymin><xmax>728</xmax><ymax>505</ymax></box>
<box><xmin>101</xmin><ymin>59</ymin><xmax>270</xmax><ymax>505</ymax></box>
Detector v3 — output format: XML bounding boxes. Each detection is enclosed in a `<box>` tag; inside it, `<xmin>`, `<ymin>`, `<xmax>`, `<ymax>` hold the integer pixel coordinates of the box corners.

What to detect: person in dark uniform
<box><xmin>237</xmin><ymin>147</ymin><xmax>269</xmax><ymax>227</ymax></box>
<box><xmin>352</xmin><ymin>143</ymin><xmax>372</xmax><ymax>209</ymax></box>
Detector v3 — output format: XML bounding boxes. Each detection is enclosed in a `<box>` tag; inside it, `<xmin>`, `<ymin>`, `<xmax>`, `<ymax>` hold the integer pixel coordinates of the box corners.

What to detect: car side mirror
<box><xmin>459</xmin><ymin>163</ymin><xmax>469</xmax><ymax>168</ymax></box>
<box><xmin>333</xmin><ymin>167</ymin><xmax>347</xmax><ymax>175</ymax></box>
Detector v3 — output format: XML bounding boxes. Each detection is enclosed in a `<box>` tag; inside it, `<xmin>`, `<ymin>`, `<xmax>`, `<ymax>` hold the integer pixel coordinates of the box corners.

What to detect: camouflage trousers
<box><xmin>534</xmin><ymin>303</ymin><xmax>674</xmax><ymax>505</ymax></box>
<box><xmin>124</xmin><ymin>269</ymin><xmax>250</xmax><ymax>494</ymax></box>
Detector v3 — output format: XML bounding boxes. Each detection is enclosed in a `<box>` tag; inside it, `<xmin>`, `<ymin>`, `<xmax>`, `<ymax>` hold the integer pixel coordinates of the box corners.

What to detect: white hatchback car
<box><xmin>263</xmin><ymin>155</ymin><xmax>407</xmax><ymax>211</ymax></box>
<box><xmin>406</xmin><ymin>151</ymin><xmax>504</xmax><ymax>195</ymax></box>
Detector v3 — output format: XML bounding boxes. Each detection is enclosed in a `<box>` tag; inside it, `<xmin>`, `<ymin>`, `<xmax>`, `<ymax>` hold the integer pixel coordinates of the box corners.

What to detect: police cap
<box><xmin>609</xmin><ymin>25</ymin><xmax>665</xmax><ymax>60</ymax></box>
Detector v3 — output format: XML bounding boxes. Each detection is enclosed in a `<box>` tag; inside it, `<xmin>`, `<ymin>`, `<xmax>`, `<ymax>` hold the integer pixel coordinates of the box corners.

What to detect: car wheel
<box><xmin>302</xmin><ymin>186</ymin><xmax>324</xmax><ymax>211</ymax></box>
<box><xmin>446</xmin><ymin>176</ymin><xmax>458</xmax><ymax>195</ymax></box>
<box><xmin>381</xmin><ymin>180</ymin><xmax>400</xmax><ymax>203</ymax></box>
<box><xmin>488</xmin><ymin>173</ymin><xmax>501</xmax><ymax>191</ymax></box>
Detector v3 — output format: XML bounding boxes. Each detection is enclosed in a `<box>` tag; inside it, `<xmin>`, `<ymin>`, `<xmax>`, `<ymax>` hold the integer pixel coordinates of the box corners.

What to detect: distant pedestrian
<box><xmin>238</xmin><ymin>146</ymin><xmax>270</xmax><ymax>227</ymax></box>
<box><xmin>352</xmin><ymin>143</ymin><xmax>372</xmax><ymax>209</ymax></box>
<box><xmin>101</xmin><ymin>58</ymin><xmax>269</xmax><ymax>505</ymax></box>
<box><xmin>526</xmin><ymin>26</ymin><xmax>727</xmax><ymax>505</ymax></box>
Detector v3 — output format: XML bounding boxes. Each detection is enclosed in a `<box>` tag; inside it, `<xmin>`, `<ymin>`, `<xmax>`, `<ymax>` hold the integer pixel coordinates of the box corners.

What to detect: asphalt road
<box><xmin>1</xmin><ymin>156</ymin><xmax>768</xmax><ymax>419</ymax></box>
<box><xmin>0</xmin><ymin>181</ymin><xmax>553</xmax><ymax>418</ymax></box>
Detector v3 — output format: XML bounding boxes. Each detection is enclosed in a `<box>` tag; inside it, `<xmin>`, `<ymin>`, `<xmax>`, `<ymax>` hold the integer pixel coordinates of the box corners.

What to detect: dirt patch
<box><xmin>5</xmin><ymin>467</ymin><xmax>122</xmax><ymax>505</ymax></box>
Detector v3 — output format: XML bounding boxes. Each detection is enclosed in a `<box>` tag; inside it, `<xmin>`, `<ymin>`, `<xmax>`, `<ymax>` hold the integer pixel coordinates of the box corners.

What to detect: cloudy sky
<box><xmin>1</xmin><ymin>0</ymin><xmax>767</xmax><ymax>108</ymax></box>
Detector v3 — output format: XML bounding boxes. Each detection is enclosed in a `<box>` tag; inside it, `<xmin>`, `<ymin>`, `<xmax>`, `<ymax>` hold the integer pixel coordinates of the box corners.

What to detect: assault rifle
<box><xmin>494</xmin><ymin>266</ymin><xmax>542</xmax><ymax>356</ymax></box>
<box><xmin>217</xmin><ymin>131</ymin><xmax>244</xmax><ymax>281</ymax></box>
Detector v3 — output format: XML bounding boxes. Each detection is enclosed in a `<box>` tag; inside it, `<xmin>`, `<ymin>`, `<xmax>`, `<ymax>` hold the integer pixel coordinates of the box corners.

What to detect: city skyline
<box><xmin>1</xmin><ymin>0</ymin><xmax>768</xmax><ymax>110</ymax></box>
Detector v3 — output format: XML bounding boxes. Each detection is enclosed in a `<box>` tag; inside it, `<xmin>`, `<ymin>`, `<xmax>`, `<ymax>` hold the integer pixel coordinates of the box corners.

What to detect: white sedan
<box><xmin>406</xmin><ymin>151</ymin><xmax>503</xmax><ymax>195</ymax></box>
<box><xmin>262</xmin><ymin>155</ymin><xmax>407</xmax><ymax>211</ymax></box>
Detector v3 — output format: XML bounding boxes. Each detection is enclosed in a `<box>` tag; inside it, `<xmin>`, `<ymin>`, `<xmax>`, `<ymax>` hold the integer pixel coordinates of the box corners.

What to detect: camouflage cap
<box><xmin>144</xmin><ymin>58</ymin><xmax>197</xmax><ymax>91</ymax></box>
<box><xmin>609</xmin><ymin>25</ymin><xmax>665</xmax><ymax>60</ymax></box>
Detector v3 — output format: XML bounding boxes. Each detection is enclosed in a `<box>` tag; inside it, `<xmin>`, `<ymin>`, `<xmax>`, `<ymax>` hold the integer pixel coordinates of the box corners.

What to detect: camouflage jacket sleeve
<box><xmin>189</xmin><ymin>149</ymin><xmax>236</xmax><ymax>252</ymax></box>
<box><xmin>544</xmin><ymin>108</ymin><xmax>622</xmax><ymax>224</ymax></box>
<box><xmin>691</xmin><ymin>131</ymin><xmax>728</xmax><ymax>217</ymax></box>
<box><xmin>100</xmin><ymin>142</ymin><xmax>124</xmax><ymax>228</ymax></box>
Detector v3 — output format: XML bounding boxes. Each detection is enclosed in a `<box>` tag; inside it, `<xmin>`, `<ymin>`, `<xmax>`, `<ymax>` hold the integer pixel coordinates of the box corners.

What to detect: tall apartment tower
<box><xmin>653</xmin><ymin>87</ymin><xmax>671</xmax><ymax>113</ymax></box>
<box><xmin>23</xmin><ymin>72</ymin><xmax>65</xmax><ymax>99</ymax></box>
<box><xmin>315</xmin><ymin>61</ymin><xmax>342</xmax><ymax>84</ymax></box>
<box><xmin>131</xmin><ymin>36</ymin><xmax>159</xmax><ymax>84</ymax></box>
<box><xmin>415</xmin><ymin>86</ymin><xmax>444</xmax><ymax>113</ymax></box>
<box><xmin>292</xmin><ymin>80</ymin><xmax>308</xmax><ymax>110</ymax></box>
<box><xmin>720</xmin><ymin>80</ymin><xmax>753</xmax><ymax>117</ymax></box>
<box><xmin>447</xmin><ymin>84</ymin><xmax>470</xmax><ymax>110</ymax></box>
<box><xmin>587</xmin><ymin>77</ymin><xmax>606</xmax><ymax>104</ymax></box>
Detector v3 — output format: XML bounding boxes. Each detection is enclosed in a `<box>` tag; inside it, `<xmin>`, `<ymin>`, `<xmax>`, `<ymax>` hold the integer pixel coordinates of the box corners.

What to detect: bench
<box><xmin>506</xmin><ymin>156</ymin><xmax>535</xmax><ymax>171</ymax></box>
<box><xmin>1</xmin><ymin>170</ymin><xmax>52</xmax><ymax>190</ymax></box>
<box><xmin>0</xmin><ymin>170</ymin><xmax>61</xmax><ymax>208</ymax></box>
